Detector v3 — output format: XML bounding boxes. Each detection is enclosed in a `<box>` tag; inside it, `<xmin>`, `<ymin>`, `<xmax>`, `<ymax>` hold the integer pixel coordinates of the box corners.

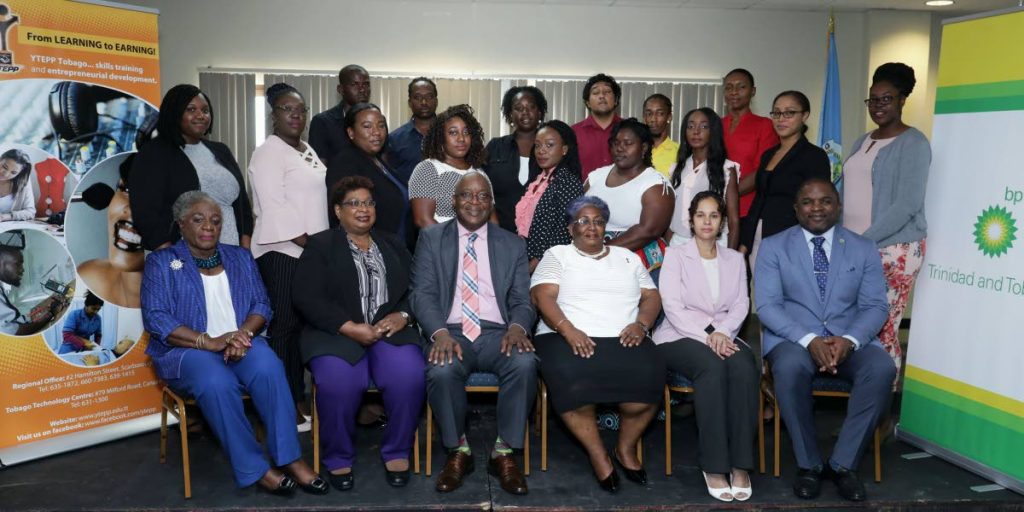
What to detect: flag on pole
<box><xmin>819</xmin><ymin>12</ymin><xmax>843</xmax><ymax>183</ymax></box>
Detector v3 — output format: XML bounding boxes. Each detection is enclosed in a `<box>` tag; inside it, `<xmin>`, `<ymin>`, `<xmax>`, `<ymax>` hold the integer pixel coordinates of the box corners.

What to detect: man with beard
<box><xmin>76</xmin><ymin>157</ymin><xmax>144</xmax><ymax>308</ymax></box>
<box><xmin>573</xmin><ymin>73</ymin><xmax>622</xmax><ymax>180</ymax></box>
<box><xmin>642</xmin><ymin>94</ymin><xmax>679</xmax><ymax>179</ymax></box>
<box><xmin>385</xmin><ymin>77</ymin><xmax>438</xmax><ymax>185</ymax></box>
<box><xmin>310</xmin><ymin>64</ymin><xmax>372</xmax><ymax>165</ymax></box>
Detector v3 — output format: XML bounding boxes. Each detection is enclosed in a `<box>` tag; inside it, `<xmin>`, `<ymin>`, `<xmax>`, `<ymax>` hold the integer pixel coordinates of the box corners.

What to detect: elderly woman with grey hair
<box><xmin>529</xmin><ymin>195</ymin><xmax>665</xmax><ymax>494</ymax></box>
<box><xmin>141</xmin><ymin>191</ymin><xmax>327</xmax><ymax>496</ymax></box>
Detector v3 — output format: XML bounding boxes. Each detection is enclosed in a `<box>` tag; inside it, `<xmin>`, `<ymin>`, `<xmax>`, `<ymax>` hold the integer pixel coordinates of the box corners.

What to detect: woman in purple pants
<box><xmin>293</xmin><ymin>176</ymin><xmax>425</xmax><ymax>491</ymax></box>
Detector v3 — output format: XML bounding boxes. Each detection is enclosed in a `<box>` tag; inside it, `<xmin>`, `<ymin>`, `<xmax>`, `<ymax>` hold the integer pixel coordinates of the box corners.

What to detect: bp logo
<box><xmin>973</xmin><ymin>205</ymin><xmax>1017</xmax><ymax>257</ymax></box>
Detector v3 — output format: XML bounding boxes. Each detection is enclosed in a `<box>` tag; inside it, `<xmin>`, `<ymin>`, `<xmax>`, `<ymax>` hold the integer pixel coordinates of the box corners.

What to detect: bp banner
<box><xmin>0</xmin><ymin>0</ymin><xmax>162</xmax><ymax>465</ymax></box>
<box><xmin>900</xmin><ymin>7</ymin><xmax>1024</xmax><ymax>494</ymax></box>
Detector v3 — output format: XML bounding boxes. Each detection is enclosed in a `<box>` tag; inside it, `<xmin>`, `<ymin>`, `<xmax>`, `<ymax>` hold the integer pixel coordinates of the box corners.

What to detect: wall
<box><xmin>131</xmin><ymin>0</ymin><xmax>879</xmax><ymax>149</ymax></box>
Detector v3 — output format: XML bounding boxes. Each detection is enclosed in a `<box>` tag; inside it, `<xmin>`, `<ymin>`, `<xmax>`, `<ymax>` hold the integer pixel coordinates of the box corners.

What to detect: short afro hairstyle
<box><xmin>329</xmin><ymin>175</ymin><xmax>375</xmax><ymax>209</ymax></box>
<box><xmin>501</xmin><ymin>86</ymin><xmax>548</xmax><ymax>124</ymax></box>
<box><xmin>582</xmin><ymin>73</ymin><xmax>621</xmax><ymax>104</ymax></box>
<box><xmin>422</xmin><ymin>104</ymin><xmax>488</xmax><ymax>168</ymax></box>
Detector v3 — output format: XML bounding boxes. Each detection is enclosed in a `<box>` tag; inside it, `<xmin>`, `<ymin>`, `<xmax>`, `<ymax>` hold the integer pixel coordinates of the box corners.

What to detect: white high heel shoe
<box><xmin>702</xmin><ymin>472</ymin><xmax>734</xmax><ymax>502</ymax></box>
<box><xmin>730</xmin><ymin>470</ymin><xmax>752</xmax><ymax>501</ymax></box>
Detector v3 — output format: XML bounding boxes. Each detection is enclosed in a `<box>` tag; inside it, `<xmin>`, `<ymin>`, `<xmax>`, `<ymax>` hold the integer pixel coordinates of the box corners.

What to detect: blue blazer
<box><xmin>141</xmin><ymin>239</ymin><xmax>273</xmax><ymax>380</ymax></box>
<box><xmin>410</xmin><ymin>219</ymin><xmax>535</xmax><ymax>339</ymax></box>
<box><xmin>754</xmin><ymin>225</ymin><xmax>888</xmax><ymax>356</ymax></box>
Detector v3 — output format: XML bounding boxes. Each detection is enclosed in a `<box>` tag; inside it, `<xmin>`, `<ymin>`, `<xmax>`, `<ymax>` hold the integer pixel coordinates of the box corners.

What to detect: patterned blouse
<box><xmin>407</xmin><ymin>159</ymin><xmax>480</xmax><ymax>222</ymax></box>
<box><xmin>348</xmin><ymin>237</ymin><xmax>389</xmax><ymax>322</ymax></box>
<box><xmin>525</xmin><ymin>166</ymin><xmax>583</xmax><ymax>260</ymax></box>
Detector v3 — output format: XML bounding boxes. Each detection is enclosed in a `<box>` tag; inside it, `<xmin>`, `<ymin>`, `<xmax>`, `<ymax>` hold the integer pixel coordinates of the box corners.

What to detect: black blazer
<box><xmin>484</xmin><ymin>134</ymin><xmax>540</xmax><ymax>234</ymax></box>
<box><xmin>326</xmin><ymin>145</ymin><xmax>414</xmax><ymax>249</ymax></box>
<box><xmin>292</xmin><ymin>228</ymin><xmax>419</xmax><ymax>365</ymax></box>
<box><xmin>308</xmin><ymin>103</ymin><xmax>352</xmax><ymax>166</ymax></box>
<box><xmin>128</xmin><ymin>137</ymin><xmax>253</xmax><ymax>251</ymax></box>
<box><xmin>740</xmin><ymin>136</ymin><xmax>830</xmax><ymax>249</ymax></box>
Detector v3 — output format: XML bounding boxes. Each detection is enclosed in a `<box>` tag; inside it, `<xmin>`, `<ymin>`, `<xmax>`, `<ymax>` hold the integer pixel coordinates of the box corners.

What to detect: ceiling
<box><xmin>395</xmin><ymin>0</ymin><xmax>1021</xmax><ymax>14</ymax></box>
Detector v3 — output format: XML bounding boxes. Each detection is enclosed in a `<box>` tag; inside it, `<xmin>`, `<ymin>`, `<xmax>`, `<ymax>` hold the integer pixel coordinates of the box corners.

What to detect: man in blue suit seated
<box><xmin>755</xmin><ymin>177</ymin><xmax>893</xmax><ymax>502</ymax></box>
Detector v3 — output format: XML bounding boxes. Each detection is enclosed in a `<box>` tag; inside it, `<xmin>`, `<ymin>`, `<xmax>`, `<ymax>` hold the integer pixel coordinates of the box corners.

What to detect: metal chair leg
<box><xmin>664</xmin><ymin>386</ymin><xmax>672</xmax><ymax>476</ymax></box>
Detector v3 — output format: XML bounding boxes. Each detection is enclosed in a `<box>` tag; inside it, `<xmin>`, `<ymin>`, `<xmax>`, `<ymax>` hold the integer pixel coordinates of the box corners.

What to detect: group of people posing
<box><xmin>131</xmin><ymin>61</ymin><xmax>931</xmax><ymax>503</ymax></box>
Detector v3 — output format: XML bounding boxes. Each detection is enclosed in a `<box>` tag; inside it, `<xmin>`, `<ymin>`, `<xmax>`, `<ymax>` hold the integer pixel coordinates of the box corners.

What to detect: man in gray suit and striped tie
<box><xmin>410</xmin><ymin>171</ymin><xmax>537</xmax><ymax>496</ymax></box>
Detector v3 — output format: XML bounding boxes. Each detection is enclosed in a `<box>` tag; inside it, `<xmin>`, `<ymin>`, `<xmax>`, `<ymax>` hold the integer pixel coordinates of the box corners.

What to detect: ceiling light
<box><xmin>925</xmin><ymin>1</ymin><xmax>954</xmax><ymax>6</ymax></box>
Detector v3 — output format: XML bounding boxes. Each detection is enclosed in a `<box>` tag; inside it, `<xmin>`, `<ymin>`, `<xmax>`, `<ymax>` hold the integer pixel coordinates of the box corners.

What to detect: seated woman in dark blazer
<box><xmin>739</xmin><ymin>90</ymin><xmax>830</xmax><ymax>268</ymax></box>
<box><xmin>129</xmin><ymin>84</ymin><xmax>253</xmax><ymax>251</ymax></box>
<box><xmin>325</xmin><ymin>103</ymin><xmax>413</xmax><ymax>249</ymax></box>
<box><xmin>292</xmin><ymin>176</ymin><xmax>425</xmax><ymax>491</ymax></box>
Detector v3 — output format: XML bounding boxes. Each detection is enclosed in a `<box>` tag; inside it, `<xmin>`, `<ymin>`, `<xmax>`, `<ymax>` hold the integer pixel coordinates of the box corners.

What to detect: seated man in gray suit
<box><xmin>410</xmin><ymin>170</ymin><xmax>536</xmax><ymax>495</ymax></box>
<box><xmin>755</xmin><ymin>178</ymin><xmax>894</xmax><ymax>502</ymax></box>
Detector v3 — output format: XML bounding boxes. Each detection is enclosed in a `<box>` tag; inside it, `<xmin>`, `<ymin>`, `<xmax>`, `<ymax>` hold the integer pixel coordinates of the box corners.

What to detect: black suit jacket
<box><xmin>740</xmin><ymin>136</ymin><xmax>831</xmax><ymax>249</ymax></box>
<box><xmin>325</xmin><ymin>145</ymin><xmax>414</xmax><ymax>249</ymax></box>
<box><xmin>128</xmin><ymin>137</ymin><xmax>253</xmax><ymax>251</ymax></box>
<box><xmin>292</xmin><ymin>228</ymin><xmax>419</xmax><ymax>365</ymax></box>
<box><xmin>483</xmin><ymin>134</ymin><xmax>540</xmax><ymax>234</ymax></box>
<box><xmin>308</xmin><ymin>103</ymin><xmax>351</xmax><ymax>166</ymax></box>
<box><xmin>409</xmin><ymin>219</ymin><xmax>535</xmax><ymax>339</ymax></box>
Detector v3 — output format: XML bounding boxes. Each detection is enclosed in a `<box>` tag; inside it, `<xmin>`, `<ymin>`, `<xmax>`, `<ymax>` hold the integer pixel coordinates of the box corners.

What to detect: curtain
<box><xmin>262</xmin><ymin>73</ymin><xmax>335</xmax><ymax>142</ymax></box>
<box><xmin>198</xmin><ymin>72</ymin><xmax>257</xmax><ymax>179</ymax></box>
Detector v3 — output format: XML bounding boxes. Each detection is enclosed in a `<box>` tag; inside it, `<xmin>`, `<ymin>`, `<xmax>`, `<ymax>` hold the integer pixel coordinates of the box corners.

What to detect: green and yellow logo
<box><xmin>973</xmin><ymin>205</ymin><xmax>1017</xmax><ymax>257</ymax></box>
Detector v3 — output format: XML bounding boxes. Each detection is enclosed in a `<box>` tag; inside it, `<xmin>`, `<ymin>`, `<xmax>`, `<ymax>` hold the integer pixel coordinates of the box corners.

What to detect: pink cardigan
<box><xmin>652</xmin><ymin>241</ymin><xmax>749</xmax><ymax>344</ymax></box>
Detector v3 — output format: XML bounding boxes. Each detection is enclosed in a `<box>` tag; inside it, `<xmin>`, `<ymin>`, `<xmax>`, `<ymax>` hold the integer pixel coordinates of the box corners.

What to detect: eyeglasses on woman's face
<box><xmin>863</xmin><ymin>95</ymin><xmax>896</xmax><ymax>108</ymax></box>
<box><xmin>768</xmin><ymin>110</ymin><xmax>805</xmax><ymax>120</ymax></box>
<box><xmin>341</xmin><ymin>199</ymin><xmax>376</xmax><ymax>209</ymax></box>
<box><xmin>571</xmin><ymin>217</ymin><xmax>607</xmax><ymax>227</ymax></box>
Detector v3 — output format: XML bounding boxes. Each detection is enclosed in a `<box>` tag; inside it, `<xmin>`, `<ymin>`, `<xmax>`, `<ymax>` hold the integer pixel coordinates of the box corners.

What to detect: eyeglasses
<box><xmin>340</xmin><ymin>199</ymin><xmax>376</xmax><ymax>209</ymax></box>
<box><xmin>455</xmin><ymin>191</ymin><xmax>493</xmax><ymax>203</ymax></box>
<box><xmin>572</xmin><ymin>218</ymin><xmax>607</xmax><ymax>227</ymax></box>
<box><xmin>863</xmin><ymin>95</ymin><xmax>896</xmax><ymax>107</ymax></box>
<box><xmin>768</xmin><ymin>110</ymin><xmax>805</xmax><ymax>120</ymax></box>
<box><xmin>274</xmin><ymin>105</ymin><xmax>310</xmax><ymax>115</ymax></box>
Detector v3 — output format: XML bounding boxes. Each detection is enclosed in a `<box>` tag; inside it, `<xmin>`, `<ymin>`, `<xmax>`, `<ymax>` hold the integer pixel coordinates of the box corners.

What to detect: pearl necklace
<box><xmin>572</xmin><ymin>244</ymin><xmax>608</xmax><ymax>259</ymax></box>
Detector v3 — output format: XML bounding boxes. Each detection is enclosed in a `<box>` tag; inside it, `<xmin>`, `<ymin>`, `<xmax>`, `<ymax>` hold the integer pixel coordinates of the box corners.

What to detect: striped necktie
<box><xmin>461</xmin><ymin>233</ymin><xmax>481</xmax><ymax>341</ymax></box>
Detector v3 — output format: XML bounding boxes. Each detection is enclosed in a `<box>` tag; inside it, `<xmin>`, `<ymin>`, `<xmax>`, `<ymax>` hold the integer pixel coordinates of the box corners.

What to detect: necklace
<box><xmin>572</xmin><ymin>244</ymin><xmax>608</xmax><ymax>259</ymax></box>
<box><xmin>193</xmin><ymin>250</ymin><xmax>222</xmax><ymax>269</ymax></box>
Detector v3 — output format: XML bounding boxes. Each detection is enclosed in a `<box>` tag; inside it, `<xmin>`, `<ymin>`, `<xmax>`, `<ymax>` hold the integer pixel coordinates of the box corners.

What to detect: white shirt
<box><xmin>701</xmin><ymin>256</ymin><xmax>720</xmax><ymax>306</ymax></box>
<box><xmin>202</xmin><ymin>272</ymin><xmax>238</xmax><ymax>337</ymax></box>
<box><xmin>0</xmin><ymin>282</ymin><xmax>26</xmax><ymax>335</ymax></box>
<box><xmin>796</xmin><ymin>226</ymin><xmax>861</xmax><ymax>350</ymax></box>
<box><xmin>667</xmin><ymin>157</ymin><xmax>738</xmax><ymax>245</ymax></box>
<box><xmin>518</xmin><ymin>156</ymin><xmax>530</xmax><ymax>186</ymax></box>
<box><xmin>585</xmin><ymin>165</ymin><xmax>670</xmax><ymax>232</ymax></box>
<box><xmin>531</xmin><ymin>245</ymin><xmax>656</xmax><ymax>337</ymax></box>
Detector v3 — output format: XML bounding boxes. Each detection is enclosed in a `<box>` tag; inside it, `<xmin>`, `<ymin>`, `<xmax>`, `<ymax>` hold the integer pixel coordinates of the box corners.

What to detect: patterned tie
<box><xmin>812</xmin><ymin>236</ymin><xmax>829</xmax><ymax>303</ymax></box>
<box><xmin>461</xmin><ymin>233</ymin><xmax>481</xmax><ymax>342</ymax></box>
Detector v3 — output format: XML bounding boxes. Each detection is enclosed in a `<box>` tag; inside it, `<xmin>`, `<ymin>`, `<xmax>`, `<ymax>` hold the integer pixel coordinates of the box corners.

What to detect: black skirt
<box><xmin>535</xmin><ymin>332</ymin><xmax>666</xmax><ymax>414</ymax></box>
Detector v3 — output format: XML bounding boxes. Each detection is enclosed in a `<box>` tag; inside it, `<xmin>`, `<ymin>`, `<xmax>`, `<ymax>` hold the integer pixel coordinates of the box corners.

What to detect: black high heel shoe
<box><xmin>613</xmin><ymin>451</ymin><xmax>648</xmax><ymax>485</ymax></box>
<box><xmin>297</xmin><ymin>476</ymin><xmax>329</xmax><ymax>495</ymax></box>
<box><xmin>596</xmin><ymin>467</ymin><xmax>620</xmax><ymax>493</ymax></box>
<box><xmin>259</xmin><ymin>474</ymin><xmax>297</xmax><ymax>497</ymax></box>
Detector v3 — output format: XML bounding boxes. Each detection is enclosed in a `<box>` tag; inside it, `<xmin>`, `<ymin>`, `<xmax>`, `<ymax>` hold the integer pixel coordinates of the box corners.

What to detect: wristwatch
<box><xmin>398</xmin><ymin>311</ymin><xmax>412</xmax><ymax>324</ymax></box>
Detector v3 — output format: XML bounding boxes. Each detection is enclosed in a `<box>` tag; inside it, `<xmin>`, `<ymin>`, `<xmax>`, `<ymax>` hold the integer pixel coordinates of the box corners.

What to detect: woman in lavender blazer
<box><xmin>141</xmin><ymin>191</ymin><xmax>326</xmax><ymax>496</ymax></box>
<box><xmin>652</xmin><ymin>191</ymin><xmax>757</xmax><ymax>502</ymax></box>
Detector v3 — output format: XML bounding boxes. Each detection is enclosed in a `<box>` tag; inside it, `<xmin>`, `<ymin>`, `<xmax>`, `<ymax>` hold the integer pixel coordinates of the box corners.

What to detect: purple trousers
<box><xmin>309</xmin><ymin>342</ymin><xmax>425</xmax><ymax>471</ymax></box>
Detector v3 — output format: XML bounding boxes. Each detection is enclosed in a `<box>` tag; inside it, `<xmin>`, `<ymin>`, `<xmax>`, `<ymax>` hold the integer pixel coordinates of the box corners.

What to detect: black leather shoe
<box><xmin>386</xmin><ymin>468</ymin><xmax>411</xmax><ymax>487</ymax></box>
<box><xmin>793</xmin><ymin>467</ymin><xmax>823</xmax><ymax>499</ymax></box>
<box><xmin>328</xmin><ymin>471</ymin><xmax>354</xmax><ymax>491</ymax></box>
<box><xmin>297</xmin><ymin>476</ymin><xmax>329</xmax><ymax>495</ymax></box>
<box><xmin>596</xmin><ymin>468</ymin><xmax>620</xmax><ymax>493</ymax></box>
<box><xmin>613</xmin><ymin>451</ymin><xmax>647</xmax><ymax>485</ymax></box>
<box><xmin>259</xmin><ymin>475</ymin><xmax>297</xmax><ymax>497</ymax></box>
<box><xmin>829</xmin><ymin>466</ymin><xmax>867</xmax><ymax>501</ymax></box>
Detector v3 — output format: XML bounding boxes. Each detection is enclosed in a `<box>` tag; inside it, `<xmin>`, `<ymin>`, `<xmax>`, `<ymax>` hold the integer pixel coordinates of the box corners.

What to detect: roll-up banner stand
<box><xmin>0</xmin><ymin>0</ymin><xmax>162</xmax><ymax>466</ymax></box>
<box><xmin>899</xmin><ymin>6</ymin><xmax>1024</xmax><ymax>495</ymax></box>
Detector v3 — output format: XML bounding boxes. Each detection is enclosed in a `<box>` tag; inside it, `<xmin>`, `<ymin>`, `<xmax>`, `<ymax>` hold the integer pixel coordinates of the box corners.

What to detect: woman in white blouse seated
<box><xmin>652</xmin><ymin>191</ymin><xmax>757</xmax><ymax>502</ymax></box>
<box><xmin>530</xmin><ymin>195</ymin><xmax>665</xmax><ymax>494</ymax></box>
<box><xmin>665</xmin><ymin>108</ymin><xmax>741</xmax><ymax>249</ymax></box>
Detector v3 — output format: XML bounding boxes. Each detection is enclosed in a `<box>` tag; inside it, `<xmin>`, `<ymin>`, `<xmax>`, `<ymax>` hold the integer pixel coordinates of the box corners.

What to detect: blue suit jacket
<box><xmin>754</xmin><ymin>225</ymin><xmax>888</xmax><ymax>356</ymax></box>
<box><xmin>141</xmin><ymin>239</ymin><xmax>273</xmax><ymax>380</ymax></box>
<box><xmin>410</xmin><ymin>219</ymin><xmax>535</xmax><ymax>339</ymax></box>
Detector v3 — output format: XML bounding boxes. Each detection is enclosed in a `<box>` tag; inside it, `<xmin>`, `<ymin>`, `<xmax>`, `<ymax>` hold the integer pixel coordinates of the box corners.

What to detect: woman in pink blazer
<box><xmin>652</xmin><ymin>191</ymin><xmax>757</xmax><ymax>502</ymax></box>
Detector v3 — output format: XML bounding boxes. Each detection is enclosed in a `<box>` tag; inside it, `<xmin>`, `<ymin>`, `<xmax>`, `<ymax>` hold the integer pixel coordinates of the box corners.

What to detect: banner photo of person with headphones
<box><xmin>0</xmin><ymin>0</ymin><xmax>163</xmax><ymax>467</ymax></box>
